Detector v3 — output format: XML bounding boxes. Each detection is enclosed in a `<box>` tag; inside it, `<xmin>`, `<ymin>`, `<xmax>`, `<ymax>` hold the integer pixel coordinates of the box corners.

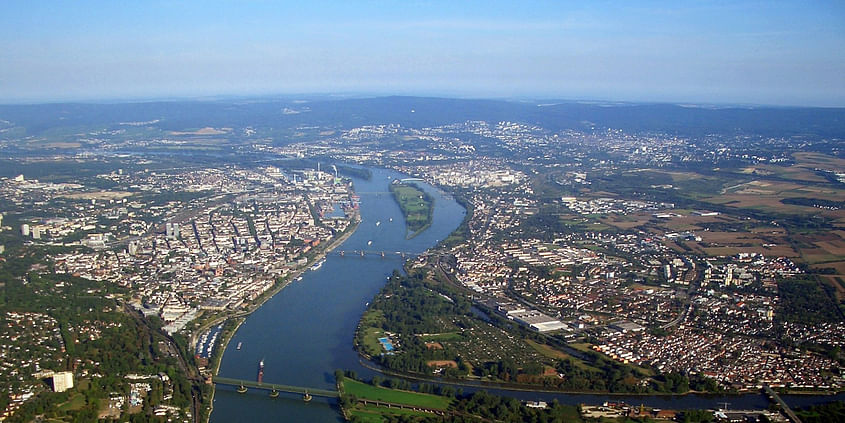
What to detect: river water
<box><xmin>210</xmin><ymin>167</ymin><xmax>843</xmax><ymax>422</ymax></box>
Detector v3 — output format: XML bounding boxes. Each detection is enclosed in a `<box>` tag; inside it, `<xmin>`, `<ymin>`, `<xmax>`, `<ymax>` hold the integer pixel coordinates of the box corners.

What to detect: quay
<box><xmin>212</xmin><ymin>376</ymin><xmax>339</xmax><ymax>398</ymax></box>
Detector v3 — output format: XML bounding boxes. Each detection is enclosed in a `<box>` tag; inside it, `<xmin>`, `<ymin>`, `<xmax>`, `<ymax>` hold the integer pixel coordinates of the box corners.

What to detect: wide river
<box><xmin>210</xmin><ymin>167</ymin><xmax>843</xmax><ymax>422</ymax></box>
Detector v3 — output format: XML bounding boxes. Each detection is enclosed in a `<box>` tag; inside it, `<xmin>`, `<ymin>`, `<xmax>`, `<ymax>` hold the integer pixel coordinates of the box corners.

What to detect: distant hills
<box><xmin>1</xmin><ymin>96</ymin><xmax>843</xmax><ymax>138</ymax></box>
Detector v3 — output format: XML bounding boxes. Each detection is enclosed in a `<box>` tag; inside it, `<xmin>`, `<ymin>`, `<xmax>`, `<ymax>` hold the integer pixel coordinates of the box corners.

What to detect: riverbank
<box><xmin>193</xmin><ymin>211</ymin><xmax>361</xmax><ymax>422</ymax></box>
<box><xmin>203</xmin><ymin>317</ymin><xmax>244</xmax><ymax>423</ymax></box>
<box><xmin>206</xmin><ymin>166</ymin><xmax>469</xmax><ymax>422</ymax></box>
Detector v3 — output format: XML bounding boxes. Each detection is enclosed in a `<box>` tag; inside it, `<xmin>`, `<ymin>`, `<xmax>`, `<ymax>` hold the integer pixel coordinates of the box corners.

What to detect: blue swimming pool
<box><xmin>377</xmin><ymin>337</ymin><xmax>394</xmax><ymax>351</ymax></box>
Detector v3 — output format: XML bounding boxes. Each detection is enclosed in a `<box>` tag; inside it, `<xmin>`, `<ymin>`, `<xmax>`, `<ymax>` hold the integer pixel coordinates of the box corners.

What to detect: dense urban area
<box><xmin>0</xmin><ymin>97</ymin><xmax>843</xmax><ymax>422</ymax></box>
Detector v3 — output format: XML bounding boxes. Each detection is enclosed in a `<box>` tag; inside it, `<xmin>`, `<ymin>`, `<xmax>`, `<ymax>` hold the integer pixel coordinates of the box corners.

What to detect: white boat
<box><xmin>236</xmin><ymin>342</ymin><xmax>242</xmax><ymax>350</ymax></box>
<box><xmin>367</xmin><ymin>240</ymin><xmax>372</xmax><ymax>246</ymax></box>
<box><xmin>376</xmin><ymin>221</ymin><xmax>381</xmax><ymax>226</ymax></box>
<box><xmin>310</xmin><ymin>259</ymin><xmax>325</xmax><ymax>271</ymax></box>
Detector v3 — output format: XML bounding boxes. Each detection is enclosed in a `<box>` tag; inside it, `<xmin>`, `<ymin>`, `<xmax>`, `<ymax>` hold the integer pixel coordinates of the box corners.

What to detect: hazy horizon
<box><xmin>2</xmin><ymin>1</ymin><xmax>844</xmax><ymax>107</ymax></box>
<box><xmin>3</xmin><ymin>92</ymin><xmax>845</xmax><ymax>110</ymax></box>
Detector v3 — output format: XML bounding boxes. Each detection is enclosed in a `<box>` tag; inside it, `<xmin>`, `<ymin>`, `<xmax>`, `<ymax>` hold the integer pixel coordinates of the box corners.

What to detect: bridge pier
<box><xmin>212</xmin><ymin>376</ymin><xmax>339</xmax><ymax>398</ymax></box>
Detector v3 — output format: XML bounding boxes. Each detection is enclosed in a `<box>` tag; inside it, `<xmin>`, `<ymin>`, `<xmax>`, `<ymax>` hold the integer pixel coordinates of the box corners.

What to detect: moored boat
<box><xmin>310</xmin><ymin>259</ymin><xmax>325</xmax><ymax>271</ymax></box>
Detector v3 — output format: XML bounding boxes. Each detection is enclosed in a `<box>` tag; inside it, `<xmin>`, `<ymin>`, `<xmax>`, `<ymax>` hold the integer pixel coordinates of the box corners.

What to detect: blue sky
<box><xmin>1</xmin><ymin>1</ymin><xmax>844</xmax><ymax>106</ymax></box>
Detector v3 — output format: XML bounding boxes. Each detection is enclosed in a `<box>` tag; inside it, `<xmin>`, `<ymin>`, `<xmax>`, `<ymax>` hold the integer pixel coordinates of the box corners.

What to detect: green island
<box><xmin>389</xmin><ymin>182</ymin><xmax>433</xmax><ymax>239</ymax></box>
<box><xmin>355</xmin><ymin>271</ymin><xmax>719</xmax><ymax>395</ymax></box>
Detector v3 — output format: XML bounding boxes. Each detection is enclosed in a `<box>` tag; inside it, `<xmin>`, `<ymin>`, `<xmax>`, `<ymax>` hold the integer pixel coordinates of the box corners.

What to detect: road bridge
<box><xmin>333</xmin><ymin>250</ymin><xmax>420</xmax><ymax>259</ymax></box>
<box><xmin>763</xmin><ymin>385</ymin><xmax>802</xmax><ymax>423</ymax></box>
<box><xmin>212</xmin><ymin>376</ymin><xmax>338</xmax><ymax>398</ymax></box>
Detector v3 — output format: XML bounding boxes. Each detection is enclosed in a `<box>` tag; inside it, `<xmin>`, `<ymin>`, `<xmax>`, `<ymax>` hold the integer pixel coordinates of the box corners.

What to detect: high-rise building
<box><xmin>32</xmin><ymin>226</ymin><xmax>41</xmax><ymax>239</ymax></box>
<box><xmin>51</xmin><ymin>372</ymin><xmax>74</xmax><ymax>392</ymax></box>
<box><xmin>165</xmin><ymin>222</ymin><xmax>180</xmax><ymax>239</ymax></box>
<box><xmin>21</xmin><ymin>224</ymin><xmax>30</xmax><ymax>236</ymax></box>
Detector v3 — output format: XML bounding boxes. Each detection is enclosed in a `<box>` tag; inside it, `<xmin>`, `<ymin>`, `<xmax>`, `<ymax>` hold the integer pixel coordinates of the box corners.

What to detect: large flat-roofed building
<box><xmin>509</xmin><ymin>310</ymin><xmax>568</xmax><ymax>332</ymax></box>
<box><xmin>610</xmin><ymin>321</ymin><xmax>645</xmax><ymax>333</ymax></box>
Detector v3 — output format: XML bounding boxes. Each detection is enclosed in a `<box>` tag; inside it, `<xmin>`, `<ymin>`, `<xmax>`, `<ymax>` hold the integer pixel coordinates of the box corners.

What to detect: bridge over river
<box><xmin>212</xmin><ymin>376</ymin><xmax>339</xmax><ymax>398</ymax></box>
<box><xmin>763</xmin><ymin>385</ymin><xmax>802</xmax><ymax>423</ymax></box>
<box><xmin>332</xmin><ymin>249</ymin><xmax>420</xmax><ymax>258</ymax></box>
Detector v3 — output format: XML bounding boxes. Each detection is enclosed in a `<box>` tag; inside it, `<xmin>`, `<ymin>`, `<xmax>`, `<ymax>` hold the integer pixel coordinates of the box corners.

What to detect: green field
<box><xmin>357</xmin><ymin>310</ymin><xmax>387</xmax><ymax>356</ymax></box>
<box><xmin>389</xmin><ymin>182</ymin><xmax>433</xmax><ymax>237</ymax></box>
<box><xmin>56</xmin><ymin>393</ymin><xmax>87</xmax><ymax>412</ymax></box>
<box><xmin>348</xmin><ymin>404</ymin><xmax>436</xmax><ymax>423</ymax></box>
<box><xmin>359</xmin><ymin>327</ymin><xmax>387</xmax><ymax>356</ymax></box>
<box><xmin>342</xmin><ymin>379</ymin><xmax>452</xmax><ymax>410</ymax></box>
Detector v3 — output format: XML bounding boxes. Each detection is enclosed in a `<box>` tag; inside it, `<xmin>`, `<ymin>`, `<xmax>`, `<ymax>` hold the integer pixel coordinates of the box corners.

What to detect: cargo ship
<box><xmin>257</xmin><ymin>358</ymin><xmax>264</xmax><ymax>383</ymax></box>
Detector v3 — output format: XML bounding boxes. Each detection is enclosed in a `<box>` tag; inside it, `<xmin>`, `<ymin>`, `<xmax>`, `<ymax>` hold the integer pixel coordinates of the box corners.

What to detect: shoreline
<box><xmin>196</xmin><ymin>211</ymin><xmax>361</xmax><ymax>423</ymax></box>
<box><xmin>406</xmin><ymin>220</ymin><xmax>433</xmax><ymax>240</ymax></box>
<box><xmin>203</xmin><ymin>317</ymin><xmax>245</xmax><ymax>423</ymax></box>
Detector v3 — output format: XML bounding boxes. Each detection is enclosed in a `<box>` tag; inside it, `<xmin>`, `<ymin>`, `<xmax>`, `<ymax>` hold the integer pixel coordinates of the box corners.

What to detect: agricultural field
<box><xmin>590</xmin><ymin>163</ymin><xmax>845</xmax><ymax>265</ymax></box>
